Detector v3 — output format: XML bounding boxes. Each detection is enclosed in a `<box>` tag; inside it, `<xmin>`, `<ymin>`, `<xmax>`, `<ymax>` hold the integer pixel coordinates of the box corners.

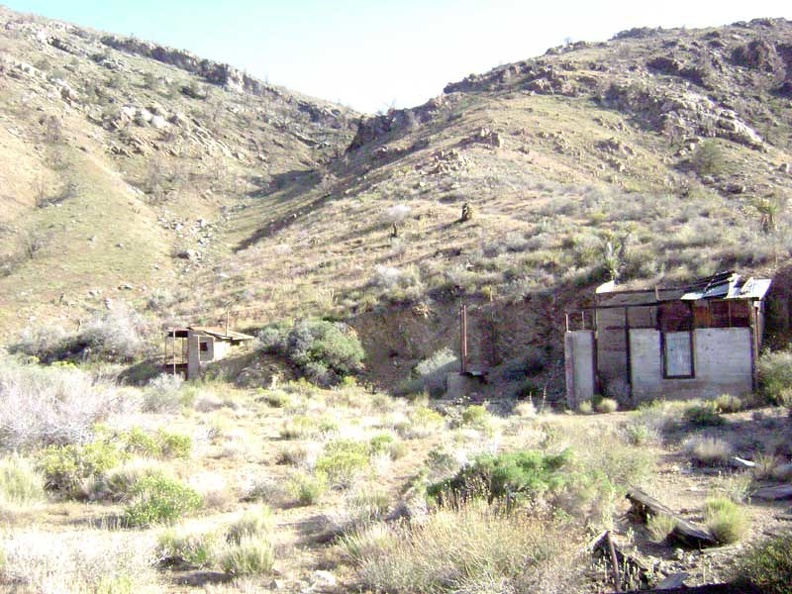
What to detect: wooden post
<box><xmin>606</xmin><ymin>531</ymin><xmax>621</xmax><ymax>592</ymax></box>
<box><xmin>460</xmin><ymin>304</ymin><xmax>468</xmax><ymax>374</ymax></box>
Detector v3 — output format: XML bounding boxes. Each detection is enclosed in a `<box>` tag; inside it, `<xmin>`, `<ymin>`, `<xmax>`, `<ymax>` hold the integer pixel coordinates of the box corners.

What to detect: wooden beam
<box><xmin>626</xmin><ymin>489</ymin><xmax>717</xmax><ymax>548</ymax></box>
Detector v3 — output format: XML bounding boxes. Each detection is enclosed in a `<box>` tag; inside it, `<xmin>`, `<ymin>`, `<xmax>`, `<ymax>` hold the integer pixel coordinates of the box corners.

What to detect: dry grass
<box><xmin>340</xmin><ymin>502</ymin><xmax>587</xmax><ymax>593</ymax></box>
<box><xmin>683</xmin><ymin>436</ymin><xmax>733</xmax><ymax>467</ymax></box>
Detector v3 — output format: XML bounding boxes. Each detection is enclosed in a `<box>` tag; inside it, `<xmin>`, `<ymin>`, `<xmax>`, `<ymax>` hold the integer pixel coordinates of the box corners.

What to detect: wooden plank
<box><xmin>655</xmin><ymin>573</ymin><xmax>688</xmax><ymax>589</ymax></box>
<box><xmin>621</xmin><ymin>583</ymin><xmax>763</xmax><ymax>594</ymax></box>
<box><xmin>626</xmin><ymin>488</ymin><xmax>718</xmax><ymax>548</ymax></box>
<box><xmin>752</xmin><ymin>483</ymin><xmax>792</xmax><ymax>500</ymax></box>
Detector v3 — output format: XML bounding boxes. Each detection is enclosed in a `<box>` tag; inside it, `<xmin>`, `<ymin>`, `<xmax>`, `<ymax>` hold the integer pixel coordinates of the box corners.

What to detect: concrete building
<box><xmin>565</xmin><ymin>271</ymin><xmax>772</xmax><ymax>409</ymax></box>
<box><xmin>163</xmin><ymin>326</ymin><xmax>255</xmax><ymax>379</ymax></box>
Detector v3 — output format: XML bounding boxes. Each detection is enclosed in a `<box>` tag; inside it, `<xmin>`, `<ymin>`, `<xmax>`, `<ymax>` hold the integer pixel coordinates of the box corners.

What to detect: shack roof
<box><xmin>164</xmin><ymin>327</ymin><xmax>255</xmax><ymax>341</ymax></box>
<box><xmin>188</xmin><ymin>326</ymin><xmax>255</xmax><ymax>341</ymax></box>
<box><xmin>595</xmin><ymin>271</ymin><xmax>772</xmax><ymax>308</ymax></box>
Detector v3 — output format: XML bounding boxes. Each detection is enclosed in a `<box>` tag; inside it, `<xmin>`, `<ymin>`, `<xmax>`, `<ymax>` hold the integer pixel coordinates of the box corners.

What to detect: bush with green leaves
<box><xmin>287</xmin><ymin>470</ymin><xmax>328</xmax><ymax>505</ymax></box>
<box><xmin>38</xmin><ymin>441</ymin><xmax>124</xmax><ymax>498</ymax></box>
<box><xmin>220</xmin><ymin>536</ymin><xmax>275</xmax><ymax>576</ymax></box>
<box><xmin>736</xmin><ymin>532</ymin><xmax>792</xmax><ymax>594</ymax></box>
<box><xmin>156</xmin><ymin>528</ymin><xmax>217</xmax><ymax>568</ymax></box>
<box><xmin>683</xmin><ymin>401</ymin><xmax>724</xmax><ymax>426</ymax></box>
<box><xmin>260</xmin><ymin>319</ymin><xmax>365</xmax><ymax>386</ymax></box>
<box><xmin>460</xmin><ymin>404</ymin><xmax>492</xmax><ymax>430</ymax></box>
<box><xmin>315</xmin><ymin>439</ymin><xmax>370</xmax><ymax>488</ymax></box>
<box><xmin>690</xmin><ymin>139</ymin><xmax>726</xmax><ymax>177</ymax></box>
<box><xmin>123</xmin><ymin>475</ymin><xmax>203</xmax><ymax>527</ymax></box>
<box><xmin>0</xmin><ymin>455</ymin><xmax>44</xmax><ymax>505</ymax></box>
<box><xmin>118</xmin><ymin>426</ymin><xmax>191</xmax><ymax>459</ymax></box>
<box><xmin>705</xmin><ymin>497</ymin><xmax>749</xmax><ymax>544</ymax></box>
<box><xmin>428</xmin><ymin>449</ymin><xmax>575</xmax><ymax>504</ymax></box>
<box><xmin>758</xmin><ymin>350</ymin><xmax>792</xmax><ymax>407</ymax></box>
<box><xmin>226</xmin><ymin>505</ymin><xmax>274</xmax><ymax>545</ymax></box>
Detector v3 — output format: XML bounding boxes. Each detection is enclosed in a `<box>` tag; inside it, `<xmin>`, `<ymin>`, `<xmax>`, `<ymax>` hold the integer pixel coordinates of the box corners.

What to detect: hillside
<box><xmin>0</xmin><ymin>5</ymin><xmax>357</xmax><ymax>342</ymax></box>
<box><xmin>1</xmin><ymin>9</ymin><xmax>792</xmax><ymax>394</ymax></box>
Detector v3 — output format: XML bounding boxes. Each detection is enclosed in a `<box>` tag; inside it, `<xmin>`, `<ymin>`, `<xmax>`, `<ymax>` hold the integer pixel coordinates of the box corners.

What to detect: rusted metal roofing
<box><xmin>187</xmin><ymin>326</ymin><xmax>255</xmax><ymax>341</ymax></box>
<box><xmin>595</xmin><ymin>271</ymin><xmax>771</xmax><ymax>308</ymax></box>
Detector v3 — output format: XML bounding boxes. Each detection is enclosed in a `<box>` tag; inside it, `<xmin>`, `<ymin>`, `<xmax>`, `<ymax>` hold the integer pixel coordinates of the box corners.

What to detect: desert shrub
<box><xmin>758</xmin><ymin>350</ymin><xmax>792</xmax><ymax>407</ymax></box>
<box><xmin>79</xmin><ymin>304</ymin><xmax>150</xmax><ymax>362</ymax></box>
<box><xmin>123</xmin><ymin>475</ymin><xmax>203</xmax><ymax>527</ymax></box>
<box><xmin>91</xmin><ymin>459</ymin><xmax>162</xmax><ymax>502</ymax></box>
<box><xmin>684</xmin><ymin>436</ymin><xmax>732</xmax><ymax>467</ymax></box>
<box><xmin>714</xmin><ymin>394</ymin><xmax>742</xmax><ymax>413</ymax></box>
<box><xmin>0</xmin><ymin>455</ymin><xmax>44</xmax><ymax>505</ymax></box>
<box><xmin>683</xmin><ymin>401</ymin><xmax>724</xmax><ymax>426</ymax></box>
<box><xmin>315</xmin><ymin>439</ymin><xmax>370</xmax><ymax>488</ymax></box>
<box><xmin>577</xmin><ymin>401</ymin><xmax>594</xmax><ymax>415</ymax></box>
<box><xmin>156</xmin><ymin>430</ymin><xmax>192</xmax><ymax>459</ymax></box>
<box><xmin>12</xmin><ymin>305</ymin><xmax>149</xmax><ymax>363</ymax></box>
<box><xmin>280</xmin><ymin>415</ymin><xmax>319</xmax><ymax>439</ymax></box>
<box><xmin>409</xmin><ymin>348</ymin><xmax>459</xmax><ymax>398</ymax></box>
<box><xmin>754</xmin><ymin>452</ymin><xmax>781</xmax><ymax>480</ymax></box>
<box><xmin>369</xmin><ymin>432</ymin><xmax>404</xmax><ymax>460</ymax></box>
<box><xmin>287</xmin><ymin>470</ymin><xmax>328</xmax><ymax>506</ymax></box>
<box><xmin>345</xmin><ymin>488</ymin><xmax>390</xmax><ymax>525</ymax></box>
<box><xmin>226</xmin><ymin>505</ymin><xmax>274</xmax><ymax>545</ymax></box>
<box><xmin>1</xmin><ymin>531</ymin><xmax>156</xmax><ymax>593</ymax></box>
<box><xmin>0</xmin><ymin>358</ymin><xmax>124</xmax><ymax>449</ymax></box>
<box><xmin>278</xmin><ymin>442</ymin><xmax>321</xmax><ymax>468</ymax></box>
<box><xmin>460</xmin><ymin>404</ymin><xmax>493</xmax><ymax>432</ymax></box>
<box><xmin>38</xmin><ymin>441</ymin><xmax>123</xmax><ymax>497</ymax></box>
<box><xmin>647</xmin><ymin>513</ymin><xmax>677</xmax><ymax>543</ymax></box>
<box><xmin>704</xmin><ymin>497</ymin><xmax>749</xmax><ymax>544</ymax></box>
<box><xmin>156</xmin><ymin>528</ymin><xmax>217</xmax><ymax>568</ymax></box>
<box><xmin>255</xmin><ymin>322</ymin><xmax>290</xmax><ymax>353</ymax></box>
<box><xmin>341</xmin><ymin>502</ymin><xmax>586</xmax><ymax>593</ymax></box>
<box><xmin>691</xmin><ymin>139</ymin><xmax>725</xmax><ymax>176</ymax></box>
<box><xmin>220</xmin><ymin>536</ymin><xmax>275</xmax><ymax>576</ymax></box>
<box><xmin>266</xmin><ymin>319</ymin><xmax>365</xmax><ymax>386</ymax></box>
<box><xmin>143</xmin><ymin>374</ymin><xmax>191</xmax><ymax>412</ymax></box>
<box><xmin>397</xmin><ymin>406</ymin><xmax>445</xmax><ymax>439</ymax></box>
<box><xmin>120</xmin><ymin>426</ymin><xmax>159</xmax><ymax>456</ymax></box>
<box><xmin>578</xmin><ymin>431</ymin><xmax>655</xmax><ymax>493</ymax></box>
<box><xmin>736</xmin><ymin>532</ymin><xmax>792</xmax><ymax>594</ymax></box>
<box><xmin>258</xmin><ymin>389</ymin><xmax>291</xmax><ymax>408</ymax></box>
<box><xmin>428</xmin><ymin>449</ymin><xmax>575</xmax><ymax>505</ymax></box>
<box><xmin>595</xmin><ymin>398</ymin><xmax>619</xmax><ymax>414</ymax></box>
<box><xmin>623</xmin><ymin>422</ymin><xmax>656</xmax><ymax>445</ymax></box>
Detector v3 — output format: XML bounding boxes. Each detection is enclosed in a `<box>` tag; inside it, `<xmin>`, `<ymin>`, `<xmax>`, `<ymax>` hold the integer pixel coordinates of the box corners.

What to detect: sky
<box><xmin>3</xmin><ymin>0</ymin><xmax>791</xmax><ymax>113</ymax></box>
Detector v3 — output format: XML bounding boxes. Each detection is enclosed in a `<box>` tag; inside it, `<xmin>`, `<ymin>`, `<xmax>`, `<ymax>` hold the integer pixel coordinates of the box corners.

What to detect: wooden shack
<box><xmin>565</xmin><ymin>271</ymin><xmax>772</xmax><ymax>408</ymax></box>
<box><xmin>163</xmin><ymin>326</ymin><xmax>254</xmax><ymax>379</ymax></box>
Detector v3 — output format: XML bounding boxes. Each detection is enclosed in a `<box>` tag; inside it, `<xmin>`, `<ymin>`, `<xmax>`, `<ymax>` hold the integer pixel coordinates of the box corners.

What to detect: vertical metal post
<box><xmin>172</xmin><ymin>329</ymin><xmax>176</xmax><ymax>375</ymax></box>
<box><xmin>460</xmin><ymin>304</ymin><xmax>468</xmax><ymax>374</ymax></box>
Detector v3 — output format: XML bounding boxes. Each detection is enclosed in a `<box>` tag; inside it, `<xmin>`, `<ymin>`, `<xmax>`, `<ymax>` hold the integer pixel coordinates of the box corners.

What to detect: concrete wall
<box><xmin>630</xmin><ymin>328</ymin><xmax>753</xmax><ymax>402</ymax></box>
<box><xmin>565</xmin><ymin>330</ymin><xmax>595</xmax><ymax>409</ymax></box>
<box><xmin>213</xmin><ymin>340</ymin><xmax>232</xmax><ymax>360</ymax></box>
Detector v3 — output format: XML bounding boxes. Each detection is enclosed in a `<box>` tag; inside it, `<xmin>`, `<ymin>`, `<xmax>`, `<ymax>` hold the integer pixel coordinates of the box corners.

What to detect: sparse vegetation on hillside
<box><xmin>1</xmin><ymin>8</ymin><xmax>792</xmax><ymax>592</ymax></box>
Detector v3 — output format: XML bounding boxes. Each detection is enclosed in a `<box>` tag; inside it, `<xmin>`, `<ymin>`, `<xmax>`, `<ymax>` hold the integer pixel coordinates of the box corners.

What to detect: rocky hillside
<box><xmin>0</xmin><ymin>6</ymin><xmax>356</xmax><ymax>341</ymax></box>
<box><xmin>1</xmin><ymin>8</ymin><xmax>791</xmax><ymax>395</ymax></box>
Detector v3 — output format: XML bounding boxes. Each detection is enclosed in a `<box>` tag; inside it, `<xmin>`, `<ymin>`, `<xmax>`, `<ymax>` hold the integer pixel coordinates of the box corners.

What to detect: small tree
<box><xmin>691</xmin><ymin>139</ymin><xmax>725</xmax><ymax>176</ymax></box>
